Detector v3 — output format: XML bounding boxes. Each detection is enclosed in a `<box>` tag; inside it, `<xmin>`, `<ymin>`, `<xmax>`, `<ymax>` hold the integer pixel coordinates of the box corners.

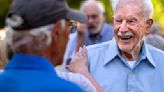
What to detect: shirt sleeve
<box><xmin>56</xmin><ymin>70</ymin><xmax>96</xmax><ymax>92</ymax></box>
<box><xmin>62</xmin><ymin>33</ymin><xmax>77</xmax><ymax>71</ymax></box>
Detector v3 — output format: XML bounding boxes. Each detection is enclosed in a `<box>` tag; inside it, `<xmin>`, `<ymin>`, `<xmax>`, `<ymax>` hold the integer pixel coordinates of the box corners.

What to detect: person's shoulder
<box><xmin>0</xmin><ymin>70</ymin><xmax>3</xmax><ymax>73</ymax></box>
<box><xmin>0</xmin><ymin>70</ymin><xmax>14</xmax><ymax>79</ymax></box>
<box><xmin>147</xmin><ymin>44</ymin><xmax>164</xmax><ymax>61</ymax></box>
<box><xmin>104</xmin><ymin>23</ymin><xmax>113</xmax><ymax>29</ymax></box>
<box><xmin>54</xmin><ymin>77</ymin><xmax>84</xmax><ymax>92</ymax></box>
<box><xmin>0</xmin><ymin>70</ymin><xmax>20</xmax><ymax>91</ymax></box>
<box><xmin>146</xmin><ymin>44</ymin><xmax>164</xmax><ymax>73</ymax></box>
<box><xmin>57</xmin><ymin>70</ymin><xmax>96</xmax><ymax>92</ymax></box>
<box><xmin>104</xmin><ymin>23</ymin><xmax>113</xmax><ymax>27</ymax></box>
<box><xmin>87</xmin><ymin>41</ymin><xmax>111</xmax><ymax>51</ymax></box>
<box><xmin>148</xmin><ymin>44</ymin><xmax>164</xmax><ymax>55</ymax></box>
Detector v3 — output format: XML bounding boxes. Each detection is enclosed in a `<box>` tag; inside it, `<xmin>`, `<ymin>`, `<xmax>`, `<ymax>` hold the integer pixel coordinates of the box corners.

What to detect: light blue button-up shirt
<box><xmin>63</xmin><ymin>23</ymin><xmax>113</xmax><ymax>66</ymax></box>
<box><xmin>87</xmin><ymin>38</ymin><xmax>164</xmax><ymax>92</ymax></box>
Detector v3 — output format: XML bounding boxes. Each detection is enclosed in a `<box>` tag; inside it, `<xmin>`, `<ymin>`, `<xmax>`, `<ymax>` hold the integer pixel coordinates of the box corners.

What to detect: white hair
<box><xmin>144</xmin><ymin>0</ymin><xmax>154</xmax><ymax>18</ymax></box>
<box><xmin>80</xmin><ymin>0</ymin><xmax>105</xmax><ymax>13</ymax></box>
<box><xmin>110</xmin><ymin>0</ymin><xmax>119</xmax><ymax>12</ymax></box>
<box><xmin>5</xmin><ymin>24</ymin><xmax>53</xmax><ymax>53</ymax></box>
<box><xmin>113</xmin><ymin>0</ymin><xmax>154</xmax><ymax>18</ymax></box>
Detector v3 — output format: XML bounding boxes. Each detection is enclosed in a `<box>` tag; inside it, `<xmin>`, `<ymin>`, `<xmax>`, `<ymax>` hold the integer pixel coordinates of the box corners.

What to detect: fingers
<box><xmin>68</xmin><ymin>45</ymin><xmax>88</xmax><ymax>66</ymax></box>
<box><xmin>76</xmin><ymin>46</ymin><xmax>87</xmax><ymax>56</ymax></box>
<box><xmin>66</xmin><ymin>46</ymin><xmax>89</xmax><ymax>74</ymax></box>
<box><xmin>82</xmin><ymin>45</ymin><xmax>87</xmax><ymax>57</ymax></box>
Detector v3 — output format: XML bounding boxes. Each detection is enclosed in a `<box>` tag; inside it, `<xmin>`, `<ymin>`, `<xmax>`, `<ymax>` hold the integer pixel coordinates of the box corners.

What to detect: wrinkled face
<box><xmin>113</xmin><ymin>4</ymin><xmax>152</xmax><ymax>53</ymax></box>
<box><xmin>83</xmin><ymin>4</ymin><xmax>104</xmax><ymax>35</ymax></box>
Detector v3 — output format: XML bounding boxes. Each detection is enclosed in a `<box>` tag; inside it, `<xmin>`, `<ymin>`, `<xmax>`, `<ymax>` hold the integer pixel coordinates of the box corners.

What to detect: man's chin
<box><xmin>89</xmin><ymin>29</ymin><xmax>99</xmax><ymax>35</ymax></box>
<box><xmin>118</xmin><ymin>45</ymin><xmax>133</xmax><ymax>53</ymax></box>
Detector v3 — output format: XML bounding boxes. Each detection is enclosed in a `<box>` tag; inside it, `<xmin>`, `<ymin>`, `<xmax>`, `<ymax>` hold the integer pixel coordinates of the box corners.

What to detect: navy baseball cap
<box><xmin>7</xmin><ymin>0</ymin><xmax>87</xmax><ymax>30</ymax></box>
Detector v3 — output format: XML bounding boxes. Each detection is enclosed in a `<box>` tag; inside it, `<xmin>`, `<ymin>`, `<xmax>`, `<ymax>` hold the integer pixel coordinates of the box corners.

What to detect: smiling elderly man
<box><xmin>68</xmin><ymin>0</ymin><xmax>164</xmax><ymax>92</ymax></box>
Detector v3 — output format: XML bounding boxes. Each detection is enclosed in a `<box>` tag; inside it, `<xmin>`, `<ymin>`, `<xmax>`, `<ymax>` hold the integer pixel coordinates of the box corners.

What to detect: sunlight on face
<box><xmin>113</xmin><ymin>4</ymin><xmax>149</xmax><ymax>54</ymax></box>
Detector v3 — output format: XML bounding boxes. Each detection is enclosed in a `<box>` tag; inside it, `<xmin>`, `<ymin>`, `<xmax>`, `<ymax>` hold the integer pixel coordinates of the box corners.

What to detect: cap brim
<box><xmin>66</xmin><ymin>9</ymin><xmax>87</xmax><ymax>23</ymax></box>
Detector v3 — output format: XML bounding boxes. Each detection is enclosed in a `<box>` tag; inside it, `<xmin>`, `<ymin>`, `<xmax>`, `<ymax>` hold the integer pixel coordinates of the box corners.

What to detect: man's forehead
<box><xmin>115</xmin><ymin>0</ymin><xmax>143</xmax><ymax>12</ymax></box>
<box><xmin>83</xmin><ymin>6</ymin><xmax>101</xmax><ymax>14</ymax></box>
<box><xmin>115</xmin><ymin>4</ymin><xmax>143</xmax><ymax>18</ymax></box>
<box><xmin>118</xmin><ymin>0</ymin><xmax>142</xmax><ymax>5</ymax></box>
<box><xmin>83</xmin><ymin>3</ymin><xmax>103</xmax><ymax>14</ymax></box>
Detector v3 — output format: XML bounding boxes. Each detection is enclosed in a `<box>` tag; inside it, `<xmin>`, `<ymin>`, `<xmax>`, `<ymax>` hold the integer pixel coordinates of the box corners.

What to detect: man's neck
<box><xmin>89</xmin><ymin>25</ymin><xmax>104</xmax><ymax>38</ymax></box>
<box><xmin>89</xmin><ymin>31</ymin><xmax>101</xmax><ymax>37</ymax></box>
<box><xmin>121</xmin><ymin>44</ymin><xmax>142</xmax><ymax>61</ymax></box>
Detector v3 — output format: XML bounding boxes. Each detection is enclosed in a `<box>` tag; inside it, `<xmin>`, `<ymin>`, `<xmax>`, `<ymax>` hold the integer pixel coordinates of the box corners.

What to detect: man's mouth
<box><xmin>120</xmin><ymin>35</ymin><xmax>133</xmax><ymax>40</ymax></box>
<box><xmin>118</xmin><ymin>31</ymin><xmax>133</xmax><ymax>41</ymax></box>
<box><xmin>88</xmin><ymin>24</ymin><xmax>97</xmax><ymax>30</ymax></box>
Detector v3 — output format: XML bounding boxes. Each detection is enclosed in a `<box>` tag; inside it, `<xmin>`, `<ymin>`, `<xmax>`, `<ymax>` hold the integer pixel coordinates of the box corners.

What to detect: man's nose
<box><xmin>88</xmin><ymin>17</ymin><xmax>94</xmax><ymax>24</ymax></box>
<box><xmin>119</xmin><ymin>20</ymin><xmax>128</xmax><ymax>33</ymax></box>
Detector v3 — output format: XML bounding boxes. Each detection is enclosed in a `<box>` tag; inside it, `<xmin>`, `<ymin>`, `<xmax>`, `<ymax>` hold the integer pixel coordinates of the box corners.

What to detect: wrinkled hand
<box><xmin>66</xmin><ymin>46</ymin><xmax>89</xmax><ymax>75</ymax></box>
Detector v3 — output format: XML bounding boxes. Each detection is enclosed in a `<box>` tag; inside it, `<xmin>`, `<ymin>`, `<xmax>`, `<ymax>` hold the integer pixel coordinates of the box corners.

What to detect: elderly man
<box><xmin>64</xmin><ymin>0</ymin><xmax>114</xmax><ymax>66</ymax></box>
<box><xmin>0</xmin><ymin>0</ymin><xmax>88</xmax><ymax>92</ymax></box>
<box><xmin>68</xmin><ymin>0</ymin><xmax>164</xmax><ymax>92</ymax></box>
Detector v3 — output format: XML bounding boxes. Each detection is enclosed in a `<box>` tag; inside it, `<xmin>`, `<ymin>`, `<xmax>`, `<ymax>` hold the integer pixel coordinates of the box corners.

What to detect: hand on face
<box><xmin>66</xmin><ymin>46</ymin><xmax>89</xmax><ymax>75</ymax></box>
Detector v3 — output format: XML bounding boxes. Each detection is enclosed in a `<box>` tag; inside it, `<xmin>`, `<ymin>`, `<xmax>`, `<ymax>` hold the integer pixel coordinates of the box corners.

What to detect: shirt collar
<box><xmin>5</xmin><ymin>53</ymin><xmax>56</xmax><ymax>72</ymax></box>
<box><xmin>141</xmin><ymin>42</ymin><xmax>156</xmax><ymax>67</ymax></box>
<box><xmin>103</xmin><ymin>38</ymin><xmax>118</xmax><ymax>65</ymax></box>
<box><xmin>103</xmin><ymin>38</ymin><xmax>156</xmax><ymax>68</ymax></box>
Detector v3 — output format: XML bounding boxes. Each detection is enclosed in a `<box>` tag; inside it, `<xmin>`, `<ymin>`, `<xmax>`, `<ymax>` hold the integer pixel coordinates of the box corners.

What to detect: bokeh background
<box><xmin>0</xmin><ymin>0</ymin><xmax>164</xmax><ymax>35</ymax></box>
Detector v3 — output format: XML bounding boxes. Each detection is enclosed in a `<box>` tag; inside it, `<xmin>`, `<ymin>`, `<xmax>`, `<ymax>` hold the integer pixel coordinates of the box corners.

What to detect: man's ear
<box><xmin>146</xmin><ymin>19</ymin><xmax>153</xmax><ymax>34</ymax></box>
<box><xmin>51</xmin><ymin>21</ymin><xmax>61</xmax><ymax>36</ymax></box>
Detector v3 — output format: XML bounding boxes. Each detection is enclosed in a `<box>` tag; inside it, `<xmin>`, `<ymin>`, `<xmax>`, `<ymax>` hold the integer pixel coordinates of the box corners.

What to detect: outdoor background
<box><xmin>0</xmin><ymin>0</ymin><xmax>164</xmax><ymax>35</ymax></box>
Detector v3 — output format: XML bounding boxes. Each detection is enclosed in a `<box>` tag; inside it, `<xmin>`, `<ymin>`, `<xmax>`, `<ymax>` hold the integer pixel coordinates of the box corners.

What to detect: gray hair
<box><xmin>110</xmin><ymin>0</ymin><xmax>119</xmax><ymax>12</ymax></box>
<box><xmin>5</xmin><ymin>24</ymin><xmax>53</xmax><ymax>53</ymax></box>
<box><xmin>113</xmin><ymin>0</ymin><xmax>154</xmax><ymax>18</ymax></box>
<box><xmin>80</xmin><ymin>0</ymin><xmax>105</xmax><ymax>13</ymax></box>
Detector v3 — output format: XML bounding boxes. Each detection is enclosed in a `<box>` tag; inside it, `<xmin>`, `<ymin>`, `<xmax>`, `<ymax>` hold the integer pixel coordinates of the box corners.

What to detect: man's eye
<box><xmin>115</xmin><ymin>19</ymin><xmax>122</xmax><ymax>23</ymax></box>
<box><xmin>128</xmin><ymin>20</ymin><xmax>134</xmax><ymax>23</ymax></box>
<box><xmin>127</xmin><ymin>19</ymin><xmax>137</xmax><ymax>24</ymax></box>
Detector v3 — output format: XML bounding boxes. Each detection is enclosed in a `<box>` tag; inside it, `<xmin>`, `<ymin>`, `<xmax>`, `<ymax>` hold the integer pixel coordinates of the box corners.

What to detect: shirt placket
<box><xmin>128</xmin><ymin>70</ymin><xmax>137</xmax><ymax>92</ymax></box>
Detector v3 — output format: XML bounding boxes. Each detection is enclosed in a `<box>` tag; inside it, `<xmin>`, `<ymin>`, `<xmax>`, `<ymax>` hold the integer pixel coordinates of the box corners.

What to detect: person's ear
<box><xmin>51</xmin><ymin>20</ymin><xmax>62</xmax><ymax>37</ymax></box>
<box><xmin>146</xmin><ymin>19</ymin><xmax>153</xmax><ymax>34</ymax></box>
<box><xmin>50</xmin><ymin>20</ymin><xmax>71</xmax><ymax>66</ymax></box>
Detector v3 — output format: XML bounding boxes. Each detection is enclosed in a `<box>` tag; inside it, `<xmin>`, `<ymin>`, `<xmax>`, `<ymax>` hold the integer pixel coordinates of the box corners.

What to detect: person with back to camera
<box><xmin>0</xmin><ymin>0</ymin><xmax>88</xmax><ymax>92</ymax></box>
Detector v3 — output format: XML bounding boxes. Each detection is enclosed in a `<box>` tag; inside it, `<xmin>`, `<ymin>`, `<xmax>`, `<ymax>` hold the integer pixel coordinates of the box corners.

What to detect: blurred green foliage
<box><xmin>152</xmin><ymin>0</ymin><xmax>164</xmax><ymax>30</ymax></box>
<box><xmin>0</xmin><ymin>0</ymin><xmax>164</xmax><ymax>31</ymax></box>
<box><xmin>0</xmin><ymin>0</ymin><xmax>11</xmax><ymax>28</ymax></box>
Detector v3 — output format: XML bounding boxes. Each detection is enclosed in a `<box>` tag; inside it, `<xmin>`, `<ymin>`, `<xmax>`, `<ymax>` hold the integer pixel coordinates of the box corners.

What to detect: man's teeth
<box><xmin>120</xmin><ymin>36</ymin><xmax>132</xmax><ymax>39</ymax></box>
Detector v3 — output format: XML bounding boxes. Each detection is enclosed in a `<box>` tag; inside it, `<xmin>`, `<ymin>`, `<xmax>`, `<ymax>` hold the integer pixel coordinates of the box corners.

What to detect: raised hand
<box><xmin>67</xmin><ymin>46</ymin><xmax>89</xmax><ymax>75</ymax></box>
